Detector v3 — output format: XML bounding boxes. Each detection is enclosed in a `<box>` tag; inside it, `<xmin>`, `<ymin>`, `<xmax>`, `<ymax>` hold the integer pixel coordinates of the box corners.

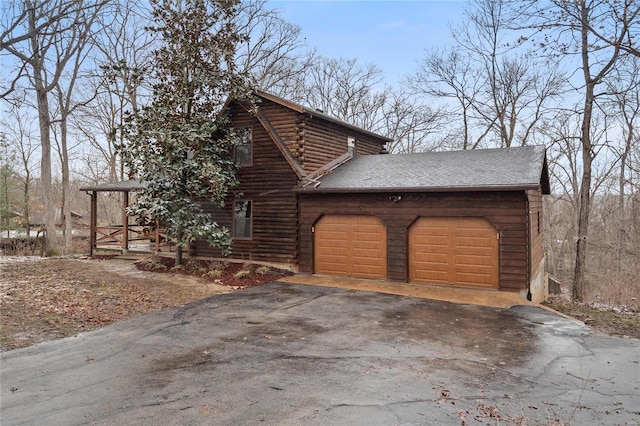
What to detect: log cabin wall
<box><xmin>254</xmin><ymin>99</ymin><xmax>304</xmax><ymax>163</ymax></box>
<box><xmin>527</xmin><ymin>189</ymin><xmax>544</xmax><ymax>276</ymax></box>
<box><xmin>298</xmin><ymin>190</ymin><xmax>531</xmax><ymax>291</ymax></box>
<box><xmin>194</xmin><ymin>95</ymin><xmax>390</xmax><ymax>266</ymax></box>
<box><xmin>299</xmin><ymin>117</ymin><xmax>386</xmax><ymax>172</ymax></box>
<box><xmin>193</xmin><ymin>103</ymin><xmax>300</xmax><ymax>265</ymax></box>
<box><xmin>527</xmin><ymin>189</ymin><xmax>547</xmax><ymax>301</ymax></box>
<box><xmin>247</xmin><ymin>98</ymin><xmax>386</xmax><ymax>172</ymax></box>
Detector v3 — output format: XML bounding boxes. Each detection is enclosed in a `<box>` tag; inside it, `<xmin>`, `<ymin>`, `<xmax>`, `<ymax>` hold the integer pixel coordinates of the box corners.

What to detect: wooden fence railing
<box><xmin>95</xmin><ymin>225</ymin><xmax>175</xmax><ymax>252</ymax></box>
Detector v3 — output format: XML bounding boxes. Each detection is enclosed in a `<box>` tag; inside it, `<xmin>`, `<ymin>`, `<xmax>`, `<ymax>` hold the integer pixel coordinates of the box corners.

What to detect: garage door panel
<box><xmin>316</xmin><ymin>232</ymin><xmax>348</xmax><ymax>243</ymax></box>
<box><xmin>416</xmin><ymin>264</ymin><xmax>449</xmax><ymax>274</ymax></box>
<box><xmin>315</xmin><ymin>244</ymin><xmax>347</xmax><ymax>254</ymax></box>
<box><xmin>352</xmin><ymin>266</ymin><xmax>385</xmax><ymax>279</ymax></box>
<box><xmin>351</xmin><ymin>239</ymin><xmax>384</xmax><ymax>248</ymax></box>
<box><xmin>410</xmin><ymin>217</ymin><xmax>498</xmax><ymax>288</ymax></box>
<box><xmin>455</xmin><ymin>250</ymin><xmax>494</xmax><ymax>266</ymax></box>
<box><xmin>317</xmin><ymin>252</ymin><xmax>349</xmax><ymax>263</ymax></box>
<box><xmin>319</xmin><ymin>234</ymin><xmax>350</xmax><ymax>244</ymax></box>
<box><xmin>352</xmin><ymin>249</ymin><xmax>385</xmax><ymax>262</ymax></box>
<box><xmin>414</xmin><ymin>238</ymin><xmax>449</xmax><ymax>248</ymax></box>
<box><xmin>456</xmin><ymin>263</ymin><xmax>494</xmax><ymax>274</ymax></box>
<box><xmin>323</xmin><ymin>263</ymin><xmax>348</xmax><ymax>271</ymax></box>
<box><xmin>414</xmin><ymin>270</ymin><xmax>449</xmax><ymax>284</ymax></box>
<box><xmin>456</xmin><ymin>273</ymin><xmax>493</xmax><ymax>286</ymax></box>
<box><xmin>314</xmin><ymin>215</ymin><xmax>387</xmax><ymax>279</ymax></box>
<box><xmin>456</xmin><ymin>236</ymin><xmax>495</xmax><ymax>249</ymax></box>
<box><xmin>413</xmin><ymin>253</ymin><xmax>449</xmax><ymax>267</ymax></box>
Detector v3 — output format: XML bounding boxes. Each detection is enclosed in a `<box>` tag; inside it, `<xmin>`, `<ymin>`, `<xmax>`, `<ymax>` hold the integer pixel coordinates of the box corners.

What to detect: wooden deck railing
<box><xmin>94</xmin><ymin>225</ymin><xmax>175</xmax><ymax>252</ymax></box>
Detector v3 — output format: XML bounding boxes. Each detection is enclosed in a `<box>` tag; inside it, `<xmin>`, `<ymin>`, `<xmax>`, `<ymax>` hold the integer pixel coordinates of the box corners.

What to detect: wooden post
<box><xmin>89</xmin><ymin>191</ymin><xmax>97</xmax><ymax>256</ymax></box>
<box><xmin>155</xmin><ymin>219</ymin><xmax>160</xmax><ymax>253</ymax></box>
<box><xmin>123</xmin><ymin>191</ymin><xmax>129</xmax><ymax>251</ymax></box>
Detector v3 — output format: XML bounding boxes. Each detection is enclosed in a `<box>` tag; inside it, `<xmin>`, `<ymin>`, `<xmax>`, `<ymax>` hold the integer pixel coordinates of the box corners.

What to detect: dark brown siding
<box><xmin>255</xmin><ymin>99</ymin><xmax>304</xmax><ymax>163</ymax></box>
<box><xmin>247</xmin><ymin>98</ymin><xmax>386</xmax><ymax>173</ymax></box>
<box><xmin>299</xmin><ymin>191</ymin><xmax>530</xmax><ymax>291</ymax></box>
<box><xmin>194</xmin><ymin>105</ymin><xmax>299</xmax><ymax>264</ymax></box>
<box><xmin>527</xmin><ymin>189</ymin><xmax>544</xmax><ymax>277</ymax></box>
<box><xmin>194</xmin><ymin>97</ymin><xmax>389</xmax><ymax>264</ymax></box>
<box><xmin>300</xmin><ymin>118</ymin><xmax>385</xmax><ymax>172</ymax></box>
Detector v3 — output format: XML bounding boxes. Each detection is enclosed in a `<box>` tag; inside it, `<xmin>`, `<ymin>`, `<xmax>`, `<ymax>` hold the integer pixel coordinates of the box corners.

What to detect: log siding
<box><xmin>194</xmin><ymin>95</ymin><xmax>389</xmax><ymax>265</ymax></box>
<box><xmin>194</xmin><ymin>103</ymin><xmax>300</xmax><ymax>264</ymax></box>
<box><xmin>527</xmin><ymin>189</ymin><xmax>544</xmax><ymax>278</ymax></box>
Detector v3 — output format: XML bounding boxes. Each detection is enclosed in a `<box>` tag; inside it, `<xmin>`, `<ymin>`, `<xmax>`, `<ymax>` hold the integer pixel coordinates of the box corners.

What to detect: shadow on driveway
<box><xmin>2</xmin><ymin>282</ymin><xmax>639</xmax><ymax>425</ymax></box>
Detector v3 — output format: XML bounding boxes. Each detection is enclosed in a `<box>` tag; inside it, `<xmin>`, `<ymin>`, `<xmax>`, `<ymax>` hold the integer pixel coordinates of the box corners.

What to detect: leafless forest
<box><xmin>1</xmin><ymin>0</ymin><xmax>638</xmax><ymax>305</ymax></box>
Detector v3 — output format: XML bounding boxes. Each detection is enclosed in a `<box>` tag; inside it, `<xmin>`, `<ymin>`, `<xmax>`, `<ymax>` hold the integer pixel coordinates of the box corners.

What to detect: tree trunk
<box><xmin>23</xmin><ymin>171</ymin><xmax>30</xmax><ymax>231</ymax></box>
<box><xmin>29</xmin><ymin>10</ymin><xmax>60</xmax><ymax>255</ymax></box>
<box><xmin>633</xmin><ymin>190</ymin><xmax>640</xmax><ymax>254</ymax></box>
<box><xmin>175</xmin><ymin>227</ymin><xmax>184</xmax><ymax>267</ymax></box>
<box><xmin>572</xmin><ymin>4</ymin><xmax>594</xmax><ymax>302</ymax></box>
<box><xmin>572</xmin><ymin>163</ymin><xmax>591</xmax><ymax>301</ymax></box>
<box><xmin>616</xmin><ymin>129</ymin><xmax>632</xmax><ymax>274</ymax></box>
<box><xmin>60</xmin><ymin>115</ymin><xmax>73</xmax><ymax>254</ymax></box>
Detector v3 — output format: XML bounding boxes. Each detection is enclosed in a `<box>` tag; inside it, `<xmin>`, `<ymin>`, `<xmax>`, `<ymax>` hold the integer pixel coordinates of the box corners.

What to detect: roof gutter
<box><xmin>293</xmin><ymin>184</ymin><xmax>543</xmax><ymax>194</ymax></box>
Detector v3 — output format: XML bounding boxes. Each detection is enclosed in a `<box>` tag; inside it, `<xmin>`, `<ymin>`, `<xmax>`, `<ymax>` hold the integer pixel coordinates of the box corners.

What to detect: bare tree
<box><xmin>409</xmin><ymin>0</ymin><xmax>564</xmax><ymax>150</ymax></box>
<box><xmin>1</xmin><ymin>0</ymin><xmax>108</xmax><ymax>254</ymax></box>
<box><xmin>292</xmin><ymin>56</ymin><xmax>388</xmax><ymax>129</ymax></box>
<box><xmin>408</xmin><ymin>48</ymin><xmax>484</xmax><ymax>149</ymax></box>
<box><xmin>75</xmin><ymin>0</ymin><xmax>154</xmax><ymax>183</ymax></box>
<box><xmin>604</xmin><ymin>57</ymin><xmax>640</xmax><ymax>273</ymax></box>
<box><xmin>233</xmin><ymin>0</ymin><xmax>314</xmax><ymax>95</ymax></box>
<box><xmin>0</xmin><ymin>132</ymin><xmax>17</xmax><ymax>237</ymax></box>
<box><xmin>580</xmin><ymin>0</ymin><xmax>640</xmax><ymax>59</ymax></box>
<box><xmin>382</xmin><ymin>92</ymin><xmax>445</xmax><ymax>154</ymax></box>
<box><xmin>517</xmin><ymin>0</ymin><xmax>640</xmax><ymax>301</ymax></box>
<box><xmin>2</xmin><ymin>101</ymin><xmax>39</xmax><ymax>231</ymax></box>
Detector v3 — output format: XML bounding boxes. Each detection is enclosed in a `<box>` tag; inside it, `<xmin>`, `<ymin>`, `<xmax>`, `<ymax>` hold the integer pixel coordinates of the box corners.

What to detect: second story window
<box><xmin>233</xmin><ymin>127</ymin><xmax>252</xmax><ymax>166</ymax></box>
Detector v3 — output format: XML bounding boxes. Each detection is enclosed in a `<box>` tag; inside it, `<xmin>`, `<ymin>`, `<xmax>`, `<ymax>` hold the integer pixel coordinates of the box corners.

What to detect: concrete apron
<box><xmin>278</xmin><ymin>274</ymin><xmax>538</xmax><ymax>309</ymax></box>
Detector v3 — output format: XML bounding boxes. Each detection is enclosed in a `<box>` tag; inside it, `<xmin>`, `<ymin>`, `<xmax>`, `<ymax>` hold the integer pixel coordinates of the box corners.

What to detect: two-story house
<box><xmin>82</xmin><ymin>91</ymin><xmax>550</xmax><ymax>302</ymax></box>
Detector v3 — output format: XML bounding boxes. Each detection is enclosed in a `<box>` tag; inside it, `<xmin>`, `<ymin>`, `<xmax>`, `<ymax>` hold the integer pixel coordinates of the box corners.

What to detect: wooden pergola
<box><xmin>80</xmin><ymin>180</ymin><xmax>173</xmax><ymax>256</ymax></box>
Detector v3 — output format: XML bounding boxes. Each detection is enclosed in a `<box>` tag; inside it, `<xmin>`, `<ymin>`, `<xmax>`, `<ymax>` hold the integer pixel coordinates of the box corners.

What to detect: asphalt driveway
<box><xmin>1</xmin><ymin>282</ymin><xmax>639</xmax><ymax>425</ymax></box>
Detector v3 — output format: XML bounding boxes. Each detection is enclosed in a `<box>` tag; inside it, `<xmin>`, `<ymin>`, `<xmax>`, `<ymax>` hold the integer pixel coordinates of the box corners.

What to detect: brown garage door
<box><xmin>314</xmin><ymin>215</ymin><xmax>387</xmax><ymax>279</ymax></box>
<box><xmin>409</xmin><ymin>217</ymin><xmax>498</xmax><ymax>288</ymax></box>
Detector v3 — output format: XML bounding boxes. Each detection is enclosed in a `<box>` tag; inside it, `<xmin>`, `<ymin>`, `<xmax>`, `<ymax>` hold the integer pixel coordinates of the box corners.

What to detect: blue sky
<box><xmin>268</xmin><ymin>1</ymin><xmax>469</xmax><ymax>85</ymax></box>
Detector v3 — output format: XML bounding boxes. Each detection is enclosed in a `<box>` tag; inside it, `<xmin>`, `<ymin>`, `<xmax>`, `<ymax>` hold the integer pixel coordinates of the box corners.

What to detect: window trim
<box><xmin>233</xmin><ymin>127</ymin><xmax>253</xmax><ymax>167</ymax></box>
<box><xmin>232</xmin><ymin>199</ymin><xmax>252</xmax><ymax>240</ymax></box>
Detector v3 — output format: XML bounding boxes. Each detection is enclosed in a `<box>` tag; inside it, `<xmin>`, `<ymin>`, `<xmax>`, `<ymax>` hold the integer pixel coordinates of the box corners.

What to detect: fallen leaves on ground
<box><xmin>0</xmin><ymin>257</ymin><xmax>254</xmax><ymax>351</ymax></box>
<box><xmin>544</xmin><ymin>298</ymin><xmax>640</xmax><ymax>339</ymax></box>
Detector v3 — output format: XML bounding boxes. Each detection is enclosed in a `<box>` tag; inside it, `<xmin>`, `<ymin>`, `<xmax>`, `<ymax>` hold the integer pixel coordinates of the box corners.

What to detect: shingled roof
<box><xmin>299</xmin><ymin>145</ymin><xmax>550</xmax><ymax>194</ymax></box>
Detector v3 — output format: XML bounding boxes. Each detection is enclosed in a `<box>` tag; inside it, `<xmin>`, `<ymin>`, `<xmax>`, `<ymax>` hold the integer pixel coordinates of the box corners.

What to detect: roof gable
<box><xmin>300</xmin><ymin>146</ymin><xmax>551</xmax><ymax>194</ymax></box>
<box><xmin>254</xmin><ymin>91</ymin><xmax>392</xmax><ymax>143</ymax></box>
